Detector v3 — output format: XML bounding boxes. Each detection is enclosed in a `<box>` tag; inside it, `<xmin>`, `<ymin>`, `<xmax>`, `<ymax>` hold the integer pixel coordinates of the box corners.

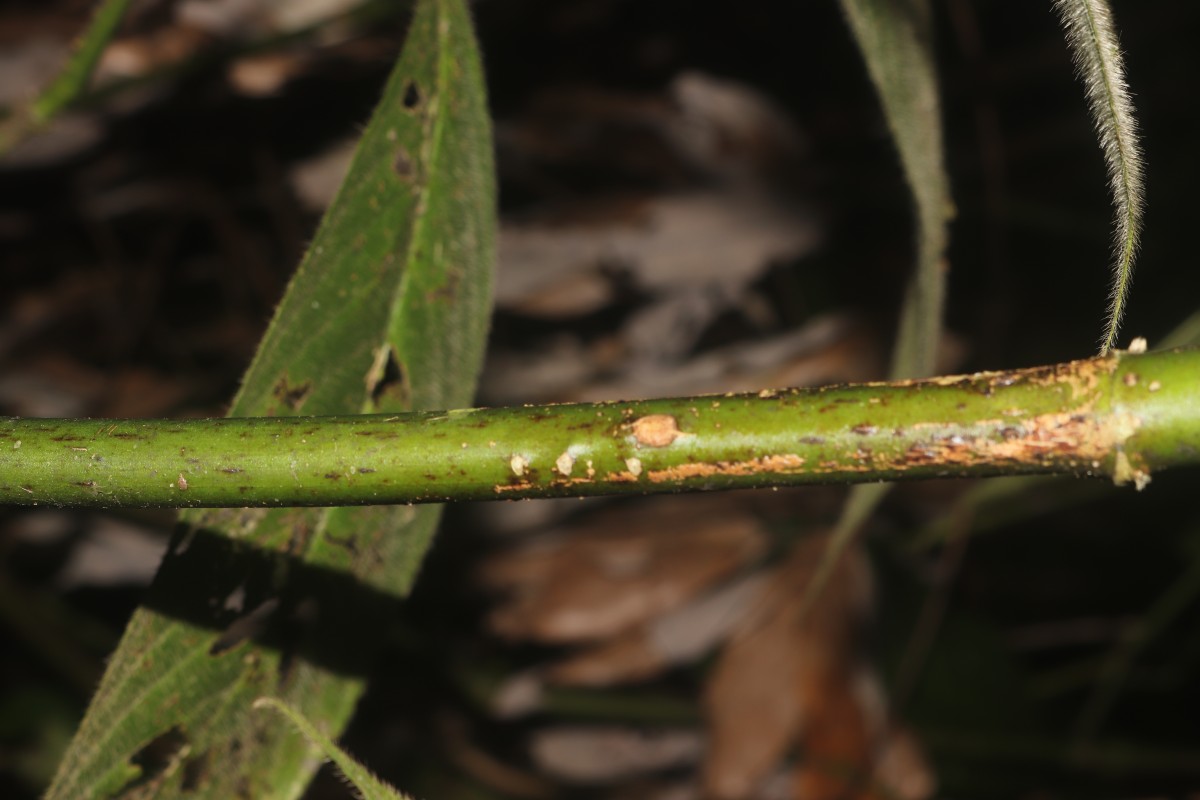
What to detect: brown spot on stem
<box><xmin>602</xmin><ymin>470</ymin><xmax>641</xmax><ymax>484</ymax></box>
<box><xmin>631</xmin><ymin>414</ymin><xmax>683</xmax><ymax>447</ymax></box>
<box><xmin>893</xmin><ymin>408</ymin><xmax>1141</xmax><ymax>478</ymax></box>
<box><xmin>494</xmin><ymin>479</ymin><xmax>535</xmax><ymax>494</ymax></box>
<box><xmin>647</xmin><ymin>454</ymin><xmax>807</xmax><ymax>483</ymax></box>
<box><xmin>1113</xmin><ymin>451</ymin><xmax>1151</xmax><ymax>490</ymax></box>
<box><xmin>888</xmin><ymin>353</ymin><xmax>1118</xmax><ymax>402</ymax></box>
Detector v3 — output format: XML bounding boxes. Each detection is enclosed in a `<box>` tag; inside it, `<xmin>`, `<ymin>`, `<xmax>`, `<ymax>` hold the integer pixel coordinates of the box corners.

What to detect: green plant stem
<box><xmin>2</xmin><ymin>347</ymin><xmax>1197</xmax><ymax>509</ymax></box>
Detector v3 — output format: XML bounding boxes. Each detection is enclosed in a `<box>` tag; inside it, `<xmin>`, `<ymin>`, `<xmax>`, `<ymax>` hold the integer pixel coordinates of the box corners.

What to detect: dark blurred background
<box><xmin>2</xmin><ymin>1</ymin><xmax>1199</xmax><ymax>797</ymax></box>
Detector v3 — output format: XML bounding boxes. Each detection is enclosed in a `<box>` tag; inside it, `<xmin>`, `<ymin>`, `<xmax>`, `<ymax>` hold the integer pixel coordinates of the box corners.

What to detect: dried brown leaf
<box><xmin>667</xmin><ymin>71</ymin><xmax>807</xmax><ymax>185</ymax></box>
<box><xmin>479</xmin><ymin>496</ymin><xmax>766</xmax><ymax>643</ymax></box>
<box><xmin>544</xmin><ymin>631</ymin><xmax>665</xmax><ymax>687</ymax></box>
<box><xmin>871</xmin><ymin>727</ymin><xmax>937</xmax><ymax>800</ymax></box>
<box><xmin>483</xmin><ymin>313</ymin><xmax>880</xmax><ymax>406</ymax></box>
<box><xmin>702</xmin><ymin>534</ymin><xmax>883</xmax><ymax>800</ymax></box>
<box><xmin>702</xmin><ymin>604</ymin><xmax>807</xmax><ymax>799</ymax></box>
<box><xmin>529</xmin><ymin>726</ymin><xmax>703</xmax><ymax>784</ymax></box>
<box><xmin>546</xmin><ymin>573</ymin><xmax>767</xmax><ymax>687</ymax></box>
<box><xmin>97</xmin><ymin>25</ymin><xmax>211</xmax><ymax>80</ymax></box>
<box><xmin>790</xmin><ymin>664</ymin><xmax>881</xmax><ymax>800</ymax></box>
<box><xmin>498</xmin><ymin>190</ymin><xmax>815</xmax><ymax>305</ymax></box>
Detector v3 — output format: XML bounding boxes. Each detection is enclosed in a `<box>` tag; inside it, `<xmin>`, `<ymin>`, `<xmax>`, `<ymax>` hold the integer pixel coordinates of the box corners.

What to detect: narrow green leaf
<box><xmin>0</xmin><ymin>0</ymin><xmax>133</xmax><ymax>154</ymax></box>
<box><xmin>1158</xmin><ymin>308</ymin><xmax>1200</xmax><ymax>350</ymax></box>
<box><xmin>824</xmin><ymin>0</ymin><xmax>954</xmax><ymax>609</ymax></box>
<box><xmin>31</xmin><ymin>0</ymin><xmax>133</xmax><ymax>122</ymax></box>
<box><xmin>254</xmin><ymin>698</ymin><xmax>410</xmax><ymax>800</ymax></box>
<box><xmin>44</xmin><ymin>0</ymin><xmax>495</xmax><ymax>797</ymax></box>
<box><xmin>839</xmin><ymin>0</ymin><xmax>952</xmax><ymax>381</ymax></box>
<box><xmin>1052</xmin><ymin>0</ymin><xmax>1145</xmax><ymax>355</ymax></box>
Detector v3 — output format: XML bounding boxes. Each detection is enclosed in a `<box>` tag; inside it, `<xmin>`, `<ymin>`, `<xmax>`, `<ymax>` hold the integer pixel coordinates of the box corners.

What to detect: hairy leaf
<box><xmin>1052</xmin><ymin>0</ymin><xmax>1144</xmax><ymax>354</ymax></box>
<box><xmin>254</xmin><ymin>698</ymin><xmax>410</xmax><ymax>800</ymax></box>
<box><xmin>44</xmin><ymin>0</ymin><xmax>495</xmax><ymax>796</ymax></box>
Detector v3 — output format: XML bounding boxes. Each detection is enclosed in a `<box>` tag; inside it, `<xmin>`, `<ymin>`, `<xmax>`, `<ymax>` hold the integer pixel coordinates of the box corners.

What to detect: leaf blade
<box><xmin>1052</xmin><ymin>0</ymin><xmax>1145</xmax><ymax>354</ymax></box>
<box><xmin>45</xmin><ymin>0</ymin><xmax>495</xmax><ymax>796</ymax></box>
<box><xmin>825</xmin><ymin>0</ymin><xmax>953</xmax><ymax>605</ymax></box>
<box><xmin>839</xmin><ymin>0</ymin><xmax>952</xmax><ymax>381</ymax></box>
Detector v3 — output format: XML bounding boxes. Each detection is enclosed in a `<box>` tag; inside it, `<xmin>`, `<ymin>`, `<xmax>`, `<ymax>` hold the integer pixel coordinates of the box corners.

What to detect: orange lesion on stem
<box><xmin>629</xmin><ymin>414</ymin><xmax>686</xmax><ymax>448</ymax></box>
<box><xmin>646</xmin><ymin>454</ymin><xmax>808</xmax><ymax>483</ymax></box>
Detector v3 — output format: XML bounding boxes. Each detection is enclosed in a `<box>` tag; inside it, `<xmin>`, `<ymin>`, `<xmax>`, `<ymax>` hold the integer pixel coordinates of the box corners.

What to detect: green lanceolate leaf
<box><xmin>1051</xmin><ymin>0</ymin><xmax>1144</xmax><ymax>355</ymax></box>
<box><xmin>44</xmin><ymin>0</ymin><xmax>495</xmax><ymax>797</ymax></box>
<box><xmin>821</xmin><ymin>0</ymin><xmax>954</xmax><ymax>615</ymax></box>
<box><xmin>254</xmin><ymin>698</ymin><xmax>411</xmax><ymax>800</ymax></box>
<box><xmin>838</xmin><ymin>0</ymin><xmax>952</xmax><ymax>381</ymax></box>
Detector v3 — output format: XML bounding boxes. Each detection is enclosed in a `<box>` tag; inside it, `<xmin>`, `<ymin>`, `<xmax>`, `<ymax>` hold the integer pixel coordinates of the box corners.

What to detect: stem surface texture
<box><xmin>3</xmin><ymin>348</ymin><xmax>1196</xmax><ymax>509</ymax></box>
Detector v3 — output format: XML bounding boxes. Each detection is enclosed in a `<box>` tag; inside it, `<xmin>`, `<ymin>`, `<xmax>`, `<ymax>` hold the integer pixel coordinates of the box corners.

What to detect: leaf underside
<box><xmin>45</xmin><ymin>0</ymin><xmax>495</xmax><ymax>797</ymax></box>
<box><xmin>1052</xmin><ymin>0</ymin><xmax>1144</xmax><ymax>355</ymax></box>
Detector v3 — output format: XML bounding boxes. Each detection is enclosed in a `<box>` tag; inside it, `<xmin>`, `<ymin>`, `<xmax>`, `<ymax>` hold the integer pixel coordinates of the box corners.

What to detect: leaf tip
<box><xmin>1052</xmin><ymin>0</ymin><xmax>1145</xmax><ymax>355</ymax></box>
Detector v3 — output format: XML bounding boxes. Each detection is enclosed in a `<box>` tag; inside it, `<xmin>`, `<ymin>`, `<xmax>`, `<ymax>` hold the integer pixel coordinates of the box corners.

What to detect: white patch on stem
<box><xmin>510</xmin><ymin>454</ymin><xmax>529</xmax><ymax>477</ymax></box>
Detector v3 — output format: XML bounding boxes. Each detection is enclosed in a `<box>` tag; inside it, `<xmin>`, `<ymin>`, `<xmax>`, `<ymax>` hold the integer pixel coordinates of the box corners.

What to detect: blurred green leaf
<box><xmin>0</xmin><ymin>0</ymin><xmax>132</xmax><ymax>155</ymax></box>
<box><xmin>0</xmin><ymin>686</ymin><xmax>79</xmax><ymax>792</ymax></box>
<box><xmin>815</xmin><ymin>0</ymin><xmax>954</xmax><ymax>618</ymax></box>
<box><xmin>44</xmin><ymin>0</ymin><xmax>494</xmax><ymax>796</ymax></box>
<box><xmin>839</xmin><ymin>0</ymin><xmax>952</xmax><ymax>381</ymax></box>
